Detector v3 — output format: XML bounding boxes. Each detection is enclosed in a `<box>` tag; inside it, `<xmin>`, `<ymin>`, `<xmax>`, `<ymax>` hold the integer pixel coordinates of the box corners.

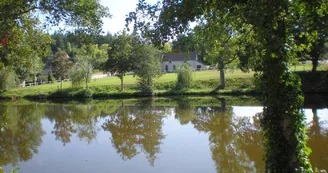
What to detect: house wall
<box><xmin>161</xmin><ymin>60</ymin><xmax>206</xmax><ymax>72</ymax></box>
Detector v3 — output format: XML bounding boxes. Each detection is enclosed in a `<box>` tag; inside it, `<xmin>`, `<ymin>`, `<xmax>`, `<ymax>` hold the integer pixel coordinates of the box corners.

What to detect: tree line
<box><xmin>49</xmin><ymin>31</ymin><xmax>163</xmax><ymax>94</ymax></box>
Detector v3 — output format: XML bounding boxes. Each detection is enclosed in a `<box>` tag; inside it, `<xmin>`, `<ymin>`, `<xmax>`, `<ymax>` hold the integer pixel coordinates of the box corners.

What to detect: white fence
<box><xmin>21</xmin><ymin>79</ymin><xmax>71</xmax><ymax>88</ymax></box>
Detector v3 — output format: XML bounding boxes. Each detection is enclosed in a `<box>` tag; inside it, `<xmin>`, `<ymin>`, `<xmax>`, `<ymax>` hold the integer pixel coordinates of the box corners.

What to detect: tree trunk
<box><xmin>86</xmin><ymin>64</ymin><xmax>90</xmax><ymax>90</ymax></box>
<box><xmin>120</xmin><ymin>75</ymin><xmax>124</xmax><ymax>91</ymax></box>
<box><xmin>86</xmin><ymin>77</ymin><xmax>89</xmax><ymax>90</ymax></box>
<box><xmin>218</xmin><ymin>58</ymin><xmax>225</xmax><ymax>89</ymax></box>
<box><xmin>34</xmin><ymin>73</ymin><xmax>37</xmax><ymax>86</ymax></box>
<box><xmin>311</xmin><ymin>58</ymin><xmax>318</xmax><ymax>72</ymax></box>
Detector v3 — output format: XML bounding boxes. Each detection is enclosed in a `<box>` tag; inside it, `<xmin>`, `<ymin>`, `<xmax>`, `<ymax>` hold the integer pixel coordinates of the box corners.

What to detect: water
<box><xmin>0</xmin><ymin>96</ymin><xmax>327</xmax><ymax>173</ymax></box>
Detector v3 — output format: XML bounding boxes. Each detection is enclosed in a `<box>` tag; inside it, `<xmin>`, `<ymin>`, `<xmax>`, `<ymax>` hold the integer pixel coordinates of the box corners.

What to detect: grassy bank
<box><xmin>1</xmin><ymin>70</ymin><xmax>260</xmax><ymax>99</ymax></box>
<box><xmin>22</xmin><ymin>77</ymin><xmax>259</xmax><ymax>100</ymax></box>
<box><xmin>4</xmin><ymin>63</ymin><xmax>324</xmax><ymax>100</ymax></box>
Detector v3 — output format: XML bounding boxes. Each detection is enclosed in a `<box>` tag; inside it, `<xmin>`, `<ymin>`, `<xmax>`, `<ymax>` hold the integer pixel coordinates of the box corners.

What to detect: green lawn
<box><xmin>3</xmin><ymin>70</ymin><xmax>253</xmax><ymax>97</ymax></box>
<box><xmin>2</xmin><ymin>63</ymin><xmax>325</xmax><ymax>98</ymax></box>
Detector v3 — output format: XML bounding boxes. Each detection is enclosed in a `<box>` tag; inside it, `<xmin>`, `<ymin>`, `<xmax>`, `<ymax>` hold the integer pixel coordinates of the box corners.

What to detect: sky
<box><xmin>100</xmin><ymin>0</ymin><xmax>158</xmax><ymax>34</ymax></box>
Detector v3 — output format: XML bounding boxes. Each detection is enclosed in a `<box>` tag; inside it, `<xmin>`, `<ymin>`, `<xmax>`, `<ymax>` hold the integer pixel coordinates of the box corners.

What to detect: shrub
<box><xmin>137</xmin><ymin>78</ymin><xmax>154</xmax><ymax>95</ymax></box>
<box><xmin>77</xmin><ymin>89</ymin><xmax>93</xmax><ymax>98</ymax></box>
<box><xmin>176</xmin><ymin>65</ymin><xmax>193</xmax><ymax>90</ymax></box>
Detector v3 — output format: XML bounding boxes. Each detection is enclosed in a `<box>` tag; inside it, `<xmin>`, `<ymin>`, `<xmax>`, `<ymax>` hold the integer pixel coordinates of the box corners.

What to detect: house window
<box><xmin>173</xmin><ymin>65</ymin><xmax>176</xmax><ymax>71</ymax></box>
<box><xmin>165</xmin><ymin>65</ymin><xmax>168</xmax><ymax>71</ymax></box>
<box><xmin>197</xmin><ymin>65</ymin><xmax>202</xmax><ymax>70</ymax></box>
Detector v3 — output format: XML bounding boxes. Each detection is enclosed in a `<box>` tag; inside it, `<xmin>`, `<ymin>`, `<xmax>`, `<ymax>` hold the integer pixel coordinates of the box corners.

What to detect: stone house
<box><xmin>162</xmin><ymin>52</ymin><xmax>206</xmax><ymax>72</ymax></box>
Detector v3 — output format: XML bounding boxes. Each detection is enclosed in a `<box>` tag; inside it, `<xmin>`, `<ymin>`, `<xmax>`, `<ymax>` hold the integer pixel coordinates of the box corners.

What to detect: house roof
<box><xmin>163</xmin><ymin>52</ymin><xmax>198</xmax><ymax>62</ymax></box>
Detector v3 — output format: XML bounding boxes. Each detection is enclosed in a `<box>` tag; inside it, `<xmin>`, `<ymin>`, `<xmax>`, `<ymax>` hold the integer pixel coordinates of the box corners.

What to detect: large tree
<box><xmin>194</xmin><ymin>17</ymin><xmax>254</xmax><ymax>89</ymax></box>
<box><xmin>127</xmin><ymin>0</ymin><xmax>319</xmax><ymax>171</ymax></box>
<box><xmin>132</xmin><ymin>43</ymin><xmax>162</xmax><ymax>94</ymax></box>
<box><xmin>103</xmin><ymin>33</ymin><xmax>135</xmax><ymax>91</ymax></box>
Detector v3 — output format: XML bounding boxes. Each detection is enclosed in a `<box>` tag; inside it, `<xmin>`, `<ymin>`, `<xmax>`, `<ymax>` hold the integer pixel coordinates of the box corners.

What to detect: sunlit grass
<box><xmin>3</xmin><ymin>63</ymin><xmax>325</xmax><ymax>97</ymax></box>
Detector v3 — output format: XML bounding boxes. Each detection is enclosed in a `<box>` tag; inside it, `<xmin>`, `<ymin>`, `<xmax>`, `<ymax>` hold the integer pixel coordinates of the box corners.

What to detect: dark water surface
<box><xmin>1</xmin><ymin>96</ymin><xmax>327</xmax><ymax>173</ymax></box>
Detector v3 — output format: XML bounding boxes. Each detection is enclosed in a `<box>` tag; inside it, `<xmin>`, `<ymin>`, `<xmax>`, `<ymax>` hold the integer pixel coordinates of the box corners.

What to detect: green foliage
<box><xmin>0</xmin><ymin>69</ymin><xmax>17</xmax><ymax>90</ymax></box>
<box><xmin>51</xmin><ymin>49</ymin><xmax>73</xmax><ymax>80</ymax></box>
<box><xmin>81</xmin><ymin>89</ymin><xmax>93</xmax><ymax>99</ymax></box>
<box><xmin>73</xmin><ymin>44</ymin><xmax>108</xmax><ymax>89</ymax></box>
<box><xmin>10</xmin><ymin>163</ymin><xmax>20</xmax><ymax>173</ymax></box>
<box><xmin>103</xmin><ymin>33</ymin><xmax>135</xmax><ymax>90</ymax></box>
<box><xmin>172</xmin><ymin>34</ymin><xmax>196</xmax><ymax>53</ymax></box>
<box><xmin>69</xmin><ymin>64</ymin><xmax>85</xmax><ymax>88</ymax></box>
<box><xmin>47</xmin><ymin>73</ymin><xmax>55</xmax><ymax>83</ymax></box>
<box><xmin>0</xmin><ymin>0</ymin><xmax>110</xmax><ymax>40</ymax></box>
<box><xmin>0</xmin><ymin>0</ymin><xmax>110</xmax><ymax>85</ymax></box>
<box><xmin>163</xmin><ymin>43</ymin><xmax>172</xmax><ymax>53</ymax></box>
<box><xmin>293</xmin><ymin>0</ymin><xmax>328</xmax><ymax>72</ymax></box>
<box><xmin>132</xmin><ymin>44</ymin><xmax>162</xmax><ymax>94</ymax></box>
<box><xmin>0</xmin><ymin>20</ymin><xmax>52</xmax><ymax>81</ymax></box>
<box><xmin>176</xmin><ymin>65</ymin><xmax>193</xmax><ymax>91</ymax></box>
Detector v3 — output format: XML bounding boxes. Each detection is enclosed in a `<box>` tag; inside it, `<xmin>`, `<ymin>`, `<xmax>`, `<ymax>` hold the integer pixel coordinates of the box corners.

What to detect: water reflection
<box><xmin>174</xmin><ymin>98</ymin><xmax>264</xmax><ymax>172</ymax></box>
<box><xmin>102</xmin><ymin>99</ymin><xmax>165</xmax><ymax>166</ymax></box>
<box><xmin>307</xmin><ymin>108</ymin><xmax>328</xmax><ymax>170</ymax></box>
<box><xmin>0</xmin><ymin>96</ymin><xmax>327</xmax><ymax>173</ymax></box>
<box><xmin>46</xmin><ymin>104</ymin><xmax>99</xmax><ymax>145</ymax></box>
<box><xmin>0</xmin><ymin>104</ymin><xmax>45</xmax><ymax>165</ymax></box>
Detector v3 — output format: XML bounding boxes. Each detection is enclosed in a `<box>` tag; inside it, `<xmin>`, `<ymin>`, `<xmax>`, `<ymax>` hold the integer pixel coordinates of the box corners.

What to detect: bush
<box><xmin>137</xmin><ymin>78</ymin><xmax>154</xmax><ymax>95</ymax></box>
<box><xmin>176</xmin><ymin>65</ymin><xmax>193</xmax><ymax>90</ymax></box>
<box><xmin>81</xmin><ymin>89</ymin><xmax>93</xmax><ymax>98</ymax></box>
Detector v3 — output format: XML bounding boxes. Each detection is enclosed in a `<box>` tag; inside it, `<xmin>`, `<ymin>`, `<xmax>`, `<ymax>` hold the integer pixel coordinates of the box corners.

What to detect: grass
<box><xmin>1</xmin><ymin>63</ymin><xmax>326</xmax><ymax>99</ymax></box>
<box><xmin>3</xmin><ymin>70</ymin><xmax>254</xmax><ymax>98</ymax></box>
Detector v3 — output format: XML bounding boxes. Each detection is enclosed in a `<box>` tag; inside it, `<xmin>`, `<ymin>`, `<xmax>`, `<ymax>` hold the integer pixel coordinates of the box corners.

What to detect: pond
<box><xmin>1</xmin><ymin>96</ymin><xmax>327</xmax><ymax>173</ymax></box>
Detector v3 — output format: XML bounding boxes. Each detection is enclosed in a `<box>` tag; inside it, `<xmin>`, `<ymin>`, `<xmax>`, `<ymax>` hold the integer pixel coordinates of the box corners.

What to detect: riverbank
<box><xmin>1</xmin><ymin>70</ymin><xmax>261</xmax><ymax>100</ymax></box>
<box><xmin>2</xmin><ymin>69</ymin><xmax>327</xmax><ymax>100</ymax></box>
<box><xmin>1</xmin><ymin>76</ymin><xmax>260</xmax><ymax>100</ymax></box>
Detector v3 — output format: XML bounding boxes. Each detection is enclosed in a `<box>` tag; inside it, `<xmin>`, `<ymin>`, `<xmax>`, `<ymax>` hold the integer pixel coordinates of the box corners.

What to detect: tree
<box><xmin>297</xmin><ymin>0</ymin><xmax>328</xmax><ymax>72</ymax></box>
<box><xmin>73</xmin><ymin>44</ymin><xmax>108</xmax><ymax>90</ymax></box>
<box><xmin>0</xmin><ymin>20</ymin><xmax>53</xmax><ymax>85</ymax></box>
<box><xmin>127</xmin><ymin>0</ymin><xmax>315</xmax><ymax>171</ymax></box>
<box><xmin>176</xmin><ymin>65</ymin><xmax>193</xmax><ymax>90</ymax></box>
<box><xmin>0</xmin><ymin>0</ymin><xmax>110</xmax><ymax>88</ymax></box>
<box><xmin>163</xmin><ymin>43</ymin><xmax>172</xmax><ymax>53</ymax></box>
<box><xmin>172</xmin><ymin>34</ymin><xmax>196</xmax><ymax>53</ymax></box>
<box><xmin>132</xmin><ymin>43</ymin><xmax>162</xmax><ymax>94</ymax></box>
<box><xmin>0</xmin><ymin>0</ymin><xmax>110</xmax><ymax>41</ymax></box>
<box><xmin>51</xmin><ymin>49</ymin><xmax>73</xmax><ymax>80</ymax></box>
<box><xmin>194</xmin><ymin>19</ymin><xmax>255</xmax><ymax>89</ymax></box>
<box><xmin>103</xmin><ymin>33</ymin><xmax>134</xmax><ymax>91</ymax></box>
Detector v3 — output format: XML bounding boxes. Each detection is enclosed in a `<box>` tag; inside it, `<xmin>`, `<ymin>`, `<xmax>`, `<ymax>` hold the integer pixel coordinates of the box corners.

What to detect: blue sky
<box><xmin>100</xmin><ymin>0</ymin><xmax>157</xmax><ymax>34</ymax></box>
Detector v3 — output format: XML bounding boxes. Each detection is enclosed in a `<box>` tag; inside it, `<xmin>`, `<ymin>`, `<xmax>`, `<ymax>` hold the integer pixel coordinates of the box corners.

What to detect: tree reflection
<box><xmin>0</xmin><ymin>104</ymin><xmax>45</xmax><ymax>166</ymax></box>
<box><xmin>46</xmin><ymin>104</ymin><xmax>101</xmax><ymax>145</ymax></box>
<box><xmin>174</xmin><ymin>98</ymin><xmax>264</xmax><ymax>172</ymax></box>
<box><xmin>307</xmin><ymin>108</ymin><xmax>328</xmax><ymax>171</ymax></box>
<box><xmin>102</xmin><ymin>98</ymin><xmax>165</xmax><ymax>166</ymax></box>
